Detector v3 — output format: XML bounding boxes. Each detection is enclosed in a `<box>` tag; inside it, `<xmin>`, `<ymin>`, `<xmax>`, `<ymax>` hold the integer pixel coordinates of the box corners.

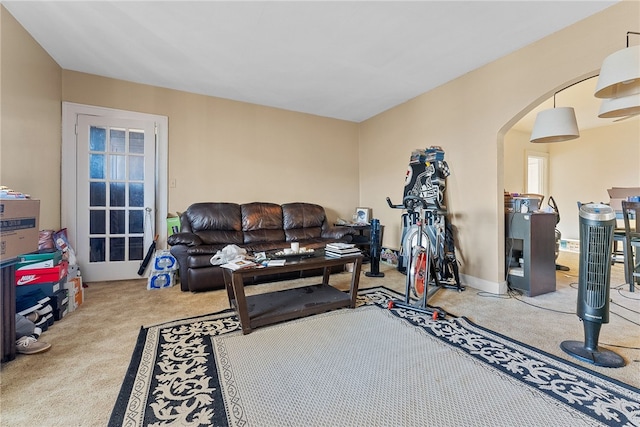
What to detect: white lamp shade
<box><xmin>594</xmin><ymin>44</ymin><xmax>640</xmax><ymax>99</ymax></box>
<box><xmin>598</xmin><ymin>93</ymin><xmax>640</xmax><ymax>118</ymax></box>
<box><xmin>530</xmin><ymin>107</ymin><xmax>580</xmax><ymax>143</ymax></box>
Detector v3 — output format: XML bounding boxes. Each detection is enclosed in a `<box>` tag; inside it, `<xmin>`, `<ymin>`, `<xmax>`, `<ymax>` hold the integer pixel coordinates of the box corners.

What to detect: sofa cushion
<box><xmin>282</xmin><ymin>203</ymin><xmax>325</xmax><ymax>240</ymax></box>
<box><xmin>184</xmin><ymin>203</ymin><xmax>244</xmax><ymax>245</ymax></box>
<box><xmin>242</xmin><ymin>202</ymin><xmax>286</xmax><ymax>243</ymax></box>
<box><xmin>197</xmin><ymin>230</ymin><xmax>244</xmax><ymax>245</ymax></box>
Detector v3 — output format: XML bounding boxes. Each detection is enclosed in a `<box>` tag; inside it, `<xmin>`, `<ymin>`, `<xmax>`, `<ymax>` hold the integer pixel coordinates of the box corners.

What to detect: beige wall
<box><xmin>61</xmin><ymin>71</ymin><xmax>360</xmax><ymax>221</ymax></box>
<box><xmin>549</xmin><ymin>119</ymin><xmax>640</xmax><ymax>240</ymax></box>
<box><xmin>359</xmin><ymin>1</ymin><xmax>639</xmax><ymax>292</ymax></box>
<box><xmin>0</xmin><ymin>6</ymin><xmax>62</xmax><ymax>229</ymax></box>
<box><xmin>504</xmin><ymin>120</ymin><xmax>640</xmax><ymax>242</ymax></box>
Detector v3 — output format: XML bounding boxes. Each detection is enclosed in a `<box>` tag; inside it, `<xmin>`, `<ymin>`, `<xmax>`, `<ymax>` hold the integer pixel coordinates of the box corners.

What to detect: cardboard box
<box><xmin>167</xmin><ymin>216</ymin><xmax>181</xmax><ymax>237</ymax></box>
<box><xmin>64</xmin><ymin>276</ymin><xmax>83</xmax><ymax>311</ymax></box>
<box><xmin>50</xmin><ymin>289</ymin><xmax>69</xmax><ymax>321</ymax></box>
<box><xmin>44</xmin><ymin>288</ymin><xmax>69</xmax><ymax>321</ymax></box>
<box><xmin>67</xmin><ymin>264</ymin><xmax>80</xmax><ymax>279</ymax></box>
<box><xmin>607</xmin><ymin>187</ymin><xmax>640</xmax><ymax>212</ymax></box>
<box><xmin>0</xmin><ymin>199</ymin><xmax>40</xmax><ymax>261</ymax></box>
<box><xmin>148</xmin><ymin>271</ymin><xmax>175</xmax><ymax>289</ymax></box>
<box><xmin>18</xmin><ymin>251</ymin><xmax>62</xmax><ymax>268</ymax></box>
<box><xmin>153</xmin><ymin>250</ymin><xmax>177</xmax><ymax>271</ymax></box>
<box><xmin>53</xmin><ymin>303</ymin><xmax>69</xmax><ymax>321</ymax></box>
<box><xmin>15</xmin><ymin>276</ymin><xmax>66</xmax><ymax>298</ymax></box>
<box><xmin>15</xmin><ymin>261</ymin><xmax>68</xmax><ymax>286</ymax></box>
<box><xmin>74</xmin><ymin>283</ymin><xmax>84</xmax><ymax>308</ymax></box>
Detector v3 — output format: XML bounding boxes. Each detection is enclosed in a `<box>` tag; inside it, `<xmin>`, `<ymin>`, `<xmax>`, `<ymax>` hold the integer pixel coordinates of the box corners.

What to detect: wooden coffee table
<box><xmin>222</xmin><ymin>251</ymin><xmax>363</xmax><ymax>334</ymax></box>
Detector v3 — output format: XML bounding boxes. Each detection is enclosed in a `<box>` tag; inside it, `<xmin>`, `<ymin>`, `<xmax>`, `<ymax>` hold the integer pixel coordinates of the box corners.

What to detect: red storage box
<box><xmin>15</xmin><ymin>261</ymin><xmax>68</xmax><ymax>286</ymax></box>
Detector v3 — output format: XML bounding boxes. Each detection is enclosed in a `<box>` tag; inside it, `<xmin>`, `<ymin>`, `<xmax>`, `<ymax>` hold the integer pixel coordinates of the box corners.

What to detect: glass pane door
<box><xmin>77</xmin><ymin>115</ymin><xmax>156</xmax><ymax>281</ymax></box>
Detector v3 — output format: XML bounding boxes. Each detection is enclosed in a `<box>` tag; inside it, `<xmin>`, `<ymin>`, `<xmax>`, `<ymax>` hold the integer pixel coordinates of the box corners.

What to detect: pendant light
<box><xmin>594</xmin><ymin>32</ymin><xmax>640</xmax><ymax>99</ymax></box>
<box><xmin>530</xmin><ymin>88</ymin><xmax>580</xmax><ymax>144</ymax></box>
<box><xmin>530</xmin><ymin>107</ymin><xmax>579</xmax><ymax>143</ymax></box>
<box><xmin>598</xmin><ymin>93</ymin><xmax>640</xmax><ymax>119</ymax></box>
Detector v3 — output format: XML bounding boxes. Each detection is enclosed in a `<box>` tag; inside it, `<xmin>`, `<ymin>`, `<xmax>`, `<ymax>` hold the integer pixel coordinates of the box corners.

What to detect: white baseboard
<box><xmin>460</xmin><ymin>274</ymin><xmax>508</xmax><ymax>295</ymax></box>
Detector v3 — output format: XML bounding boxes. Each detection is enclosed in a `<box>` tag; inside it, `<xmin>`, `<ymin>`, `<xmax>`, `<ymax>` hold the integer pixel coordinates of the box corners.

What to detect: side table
<box><xmin>335</xmin><ymin>223</ymin><xmax>384</xmax><ymax>262</ymax></box>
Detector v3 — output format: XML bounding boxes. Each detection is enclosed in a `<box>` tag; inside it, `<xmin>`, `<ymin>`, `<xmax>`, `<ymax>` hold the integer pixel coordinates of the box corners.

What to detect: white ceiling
<box><xmin>4</xmin><ymin>1</ymin><xmax>623</xmax><ymax>127</ymax></box>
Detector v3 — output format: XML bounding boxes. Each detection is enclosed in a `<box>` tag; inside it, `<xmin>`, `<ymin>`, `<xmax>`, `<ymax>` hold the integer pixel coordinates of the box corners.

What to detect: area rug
<box><xmin>109</xmin><ymin>287</ymin><xmax>640</xmax><ymax>427</ymax></box>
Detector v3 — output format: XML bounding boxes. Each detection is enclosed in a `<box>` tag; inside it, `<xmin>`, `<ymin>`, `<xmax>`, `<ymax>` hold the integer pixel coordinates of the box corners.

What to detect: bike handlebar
<box><xmin>386</xmin><ymin>197</ymin><xmax>404</xmax><ymax>209</ymax></box>
<box><xmin>386</xmin><ymin>195</ymin><xmax>445</xmax><ymax>213</ymax></box>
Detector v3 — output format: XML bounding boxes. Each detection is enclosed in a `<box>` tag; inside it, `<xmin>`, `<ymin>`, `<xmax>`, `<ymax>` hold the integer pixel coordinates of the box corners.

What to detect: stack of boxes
<box><xmin>15</xmin><ymin>250</ymin><xmax>69</xmax><ymax>330</ymax></box>
<box><xmin>15</xmin><ymin>249</ymin><xmax>84</xmax><ymax>331</ymax></box>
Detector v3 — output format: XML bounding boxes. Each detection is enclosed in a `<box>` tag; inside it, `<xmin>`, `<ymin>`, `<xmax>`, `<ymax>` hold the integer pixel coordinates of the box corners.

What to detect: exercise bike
<box><xmin>386</xmin><ymin>195</ymin><xmax>464</xmax><ymax>319</ymax></box>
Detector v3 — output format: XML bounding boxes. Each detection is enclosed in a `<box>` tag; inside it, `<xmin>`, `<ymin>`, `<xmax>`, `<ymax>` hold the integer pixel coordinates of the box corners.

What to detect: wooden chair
<box><xmin>621</xmin><ymin>200</ymin><xmax>640</xmax><ymax>292</ymax></box>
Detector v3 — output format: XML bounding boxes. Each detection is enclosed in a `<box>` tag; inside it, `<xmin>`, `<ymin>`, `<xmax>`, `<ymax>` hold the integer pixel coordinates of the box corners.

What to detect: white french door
<box><xmin>76</xmin><ymin>115</ymin><xmax>156</xmax><ymax>281</ymax></box>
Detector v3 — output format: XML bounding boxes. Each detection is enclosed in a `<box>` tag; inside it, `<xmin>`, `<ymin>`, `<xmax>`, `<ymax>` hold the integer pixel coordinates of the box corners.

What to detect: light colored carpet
<box><xmin>109</xmin><ymin>289</ymin><xmax>639</xmax><ymax>426</ymax></box>
<box><xmin>214</xmin><ymin>305</ymin><xmax>619</xmax><ymax>426</ymax></box>
<box><xmin>1</xmin><ymin>251</ymin><xmax>638</xmax><ymax>426</ymax></box>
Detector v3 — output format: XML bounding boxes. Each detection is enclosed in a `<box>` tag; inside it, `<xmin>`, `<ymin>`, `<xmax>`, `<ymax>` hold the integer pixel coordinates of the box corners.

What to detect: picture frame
<box><xmin>355</xmin><ymin>207</ymin><xmax>371</xmax><ymax>224</ymax></box>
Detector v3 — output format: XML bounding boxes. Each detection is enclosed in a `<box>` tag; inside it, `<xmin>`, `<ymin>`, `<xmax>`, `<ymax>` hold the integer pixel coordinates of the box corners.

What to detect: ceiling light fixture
<box><xmin>529</xmin><ymin>77</ymin><xmax>597</xmax><ymax>143</ymax></box>
<box><xmin>594</xmin><ymin>31</ymin><xmax>640</xmax><ymax>99</ymax></box>
<box><xmin>530</xmin><ymin>106</ymin><xmax>580</xmax><ymax>143</ymax></box>
<box><xmin>598</xmin><ymin>93</ymin><xmax>640</xmax><ymax>119</ymax></box>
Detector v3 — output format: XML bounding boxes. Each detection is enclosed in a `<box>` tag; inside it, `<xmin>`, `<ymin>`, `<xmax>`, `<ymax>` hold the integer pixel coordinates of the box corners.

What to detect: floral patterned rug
<box><xmin>109</xmin><ymin>287</ymin><xmax>640</xmax><ymax>427</ymax></box>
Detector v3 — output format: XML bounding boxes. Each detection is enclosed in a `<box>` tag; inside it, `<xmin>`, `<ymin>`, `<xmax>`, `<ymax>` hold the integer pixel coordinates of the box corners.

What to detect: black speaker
<box><xmin>365</xmin><ymin>218</ymin><xmax>384</xmax><ymax>278</ymax></box>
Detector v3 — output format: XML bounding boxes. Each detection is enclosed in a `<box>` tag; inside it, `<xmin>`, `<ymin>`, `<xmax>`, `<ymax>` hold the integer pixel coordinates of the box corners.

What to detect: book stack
<box><xmin>325</xmin><ymin>243</ymin><xmax>361</xmax><ymax>258</ymax></box>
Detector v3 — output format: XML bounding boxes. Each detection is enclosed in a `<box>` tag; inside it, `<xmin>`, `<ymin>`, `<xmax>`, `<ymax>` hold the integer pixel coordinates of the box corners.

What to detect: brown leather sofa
<box><xmin>167</xmin><ymin>202</ymin><xmax>355</xmax><ymax>292</ymax></box>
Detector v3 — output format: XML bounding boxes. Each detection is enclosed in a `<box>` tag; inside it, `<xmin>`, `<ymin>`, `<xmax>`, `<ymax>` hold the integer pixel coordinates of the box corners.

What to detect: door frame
<box><xmin>525</xmin><ymin>150</ymin><xmax>549</xmax><ymax>199</ymax></box>
<box><xmin>61</xmin><ymin>102</ymin><xmax>169</xmax><ymax>260</ymax></box>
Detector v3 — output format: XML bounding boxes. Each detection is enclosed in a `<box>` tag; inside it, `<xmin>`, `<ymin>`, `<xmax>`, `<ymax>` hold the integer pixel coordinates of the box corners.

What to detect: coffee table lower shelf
<box><xmin>243</xmin><ymin>283</ymin><xmax>352</xmax><ymax>330</ymax></box>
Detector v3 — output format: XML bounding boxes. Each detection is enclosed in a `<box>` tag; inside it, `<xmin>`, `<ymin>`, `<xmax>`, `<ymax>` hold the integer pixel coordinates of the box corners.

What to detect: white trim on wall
<box><xmin>61</xmin><ymin>102</ymin><xmax>169</xmax><ymax>251</ymax></box>
<box><xmin>460</xmin><ymin>273</ymin><xmax>507</xmax><ymax>295</ymax></box>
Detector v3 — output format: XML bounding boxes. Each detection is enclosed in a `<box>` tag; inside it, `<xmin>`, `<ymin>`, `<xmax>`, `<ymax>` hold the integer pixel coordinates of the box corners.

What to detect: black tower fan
<box><xmin>365</xmin><ymin>219</ymin><xmax>385</xmax><ymax>278</ymax></box>
<box><xmin>560</xmin><ymin>203</ymin><xmax>625</xmax><ymax>368</ymax></box>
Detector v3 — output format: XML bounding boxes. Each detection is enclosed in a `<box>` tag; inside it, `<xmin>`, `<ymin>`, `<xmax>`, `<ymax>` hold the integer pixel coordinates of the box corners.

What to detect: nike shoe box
<box><xmin>15</xmin><ymin>292</ymin><xmax>50</xmax><ymax>317</ymax></box>
<box><xmin>15</xmin><ymin>261</ymin><xmax>68</xmax><ymax>286</ymax></box>
<box><xmin>16</xmin><ymin>276</ymin><xmax>66</xmax><ymax>299</ymax></box>
<box><xmin>18</xmin><ymin>286</ymin><xmax>68</xmax><ymax>322</ymax></box>
<box><xmin>17</xmin><ymin>250</ymin><xmax>63</xmax><ymax>269</ymax></box>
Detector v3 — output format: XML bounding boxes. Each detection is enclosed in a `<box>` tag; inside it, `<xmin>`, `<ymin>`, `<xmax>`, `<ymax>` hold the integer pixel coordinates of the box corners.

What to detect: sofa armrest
<box><xmin>168</xmin><ymin>244</ymin><xmax>190</xmax><ymax>291</ymax></box>
<box><xmin>167</xmin><ymin>232</ymin><xmax>203</xmax><ymax>247</ymax></box>
<box><xmin>321</xmin><ymin>226</ymin><xmax>356</xmax><ymax>241</ymax></box>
